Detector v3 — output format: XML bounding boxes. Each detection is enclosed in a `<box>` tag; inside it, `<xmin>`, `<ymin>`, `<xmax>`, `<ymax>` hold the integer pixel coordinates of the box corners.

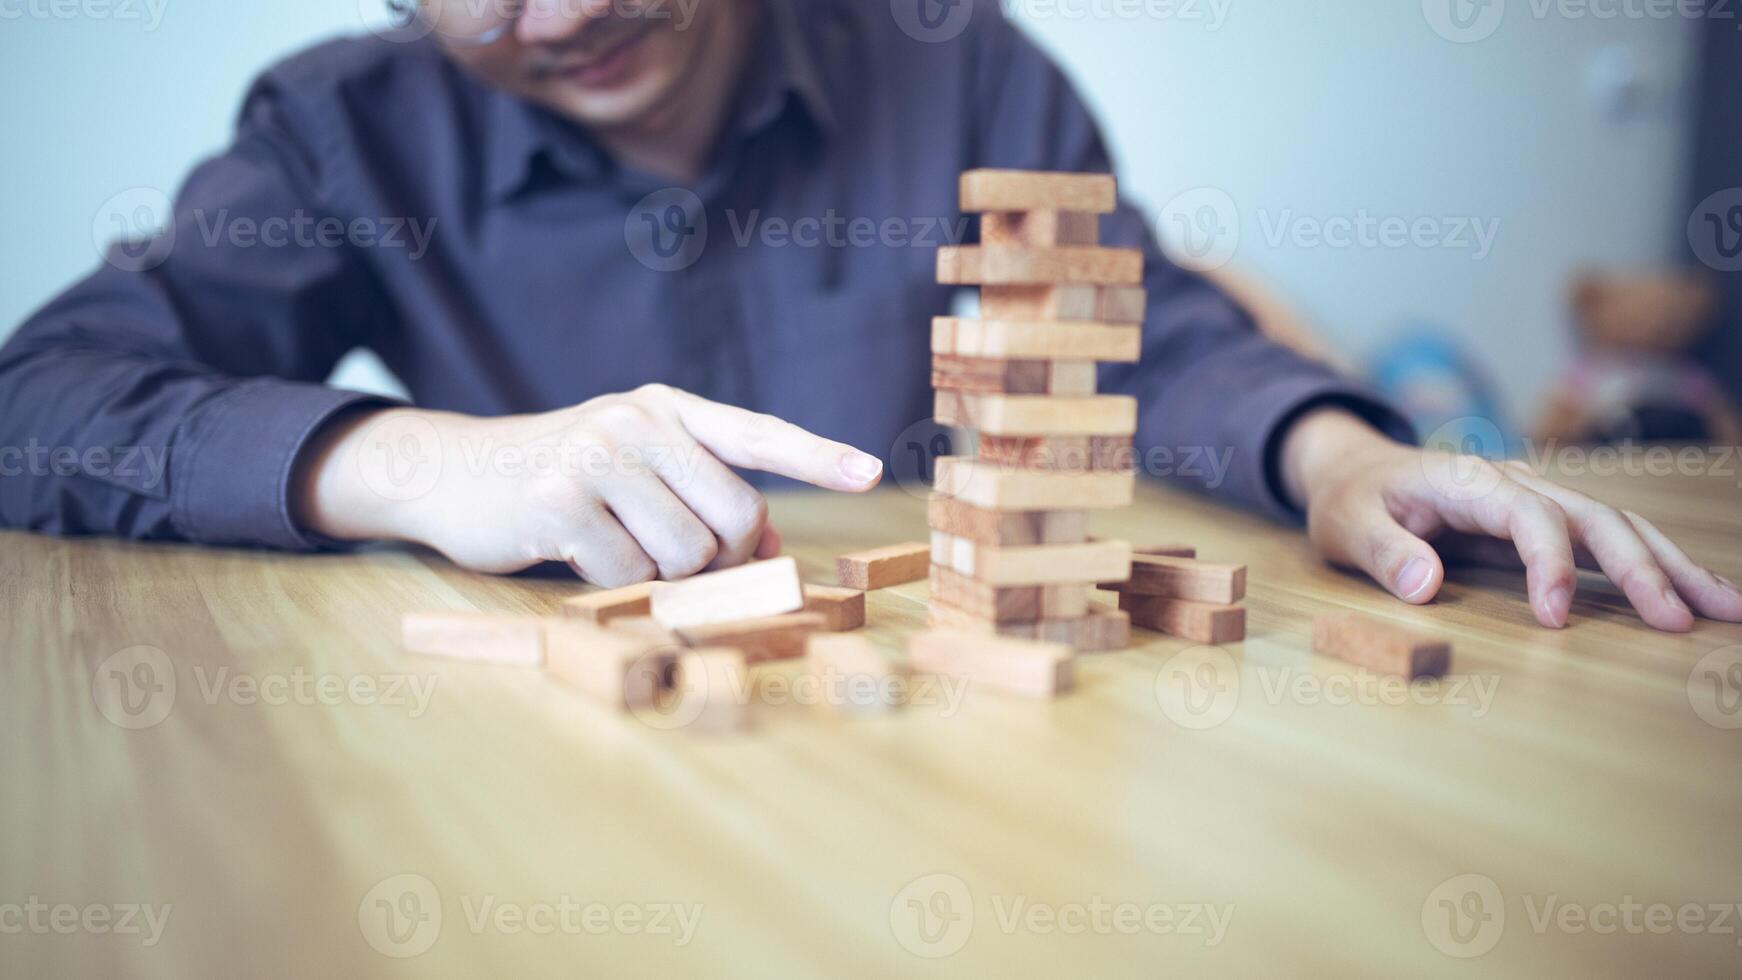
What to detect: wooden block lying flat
<box><xmin>926</xmin><ymin>602</ymin><xmax>1130</xmax><ymax>653</ymax></box>
<box><xmin>979</xmin><ymin>285</ymin><xmax>1146</xmax><ymax>324</ymax></box>
<box><xmin>836</xmin><ymin>542</ymin><xmax>930</xmax><ymax>590</ymax></box>
<box><xmin>934</xmin><ymin>391</ymin><xmax>1136</xmax><ymax>437</ymax></box>
<box><xmin>603</xmin><ymin>615</ymin><xmax>680</xmax><ymax>645</ymax></box>
<box><xmin>931</xmin><ymin>355</ymin><xmax>1097</xmax><ymax>396</ymax></box>
<box><xmin>977</xmin><ymin>435</ymin><xmax>1134</xmax><ymax>472</ymax></box>
<box><xmin>928</xmin><ymin>493</ymin><xmax>1087</xmax><ymax>546</ymax></box>
<box><xmin>806</xmin><ymin>634</ymin><xmax>909</xmax><ymax>713</ymax></box>
<box><xmin>544</xmin><ymin>620</ymin><xmax>678</xmax><ymax>708</ymax></box>
<box><xmin>933</xmin><ymin>457</ymin><xmax>1135</xmax><ymax>511</ymax></box>
<box><xmin>1127</xmin><ymin>542</ymin><xmax>1197</xmax><ymax>558</ymax></box>
<box><xmin>908</xmin><ymin>629</ymin><xmax>1075</xmax><ymax>699</ymax></box>
<box><xmin>803</xmin><ymin>583</ymin><xmax>866</xmax><ymax>632</ymax></box>
<box><xmin>676</xmin><ymin>612</ymin><xmax>827</xmax><ymax>664</ymax></box>
<box><xmin>649</xmin><ymin>556</ymin><xmax>803</xmax><ymax>631</ymax></box>
<box><xmin>1118</xmin><ymin>594</ymin><xmax>1246</xmax><ymax>644</ymax></box>
<box><xmin>931</xmin><ymin>533</ymin><xmax>1131</xmax><ymax>586</ymax></box>
<box><xmin>932</xmin><ymin>317</ymin><xmax>1140</xmax><ymax>363</ymax></box>
<box><xmin>671</xmin><ymin>648</ymin><xmax>750</xmax><ymax>732</ymax></box>
<box><xmin>930</xmin><ymin>565</ymin><xmax>1090</xmax><ymax>623</ymax></box>
<box><xmin>938</xmin><ymin>245</ymin><xmax>1143</xmax><ymax>286</ymax></box>
<box><xmin>559</xmin><ymin>581</ymin><xmax>654</xmax><ymax>623</ymax></box>
<box><xmin>982</xmin><ymin>210</ymin><xmax>1098</xmax><ymax>246</ymax></box>
<box><xmin>402</xmin><ymin>612</ymin><xmax>545</xmax><ymax>666</ymax></box>
<box><xmin>1102</xmin><ymin>555</ymin><xmax>1246</xmax><ymax>604</ymax></box>
<box><xmin>959</xmin><ymin>169</ymin><xmax>1117</xmax><ymax>214</ymax></box>
<box><xmin>1312</xmin><ymin>612</ymin><xmax>1451</xmax><ymax>679</ymax></box>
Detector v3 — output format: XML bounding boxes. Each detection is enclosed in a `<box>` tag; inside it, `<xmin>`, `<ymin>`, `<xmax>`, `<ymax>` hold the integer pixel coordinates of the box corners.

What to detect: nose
<box><xmin>515</xmin><ymin>0</ymin><xmax>592</xmax><ymax>44</ymax></box>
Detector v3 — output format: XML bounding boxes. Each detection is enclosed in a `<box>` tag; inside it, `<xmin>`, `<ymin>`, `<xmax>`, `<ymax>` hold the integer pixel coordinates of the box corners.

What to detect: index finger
<box><xmin>665</xmin><ymin>389</ymin><xmax>884</xmax><ymax>492</ymax></box>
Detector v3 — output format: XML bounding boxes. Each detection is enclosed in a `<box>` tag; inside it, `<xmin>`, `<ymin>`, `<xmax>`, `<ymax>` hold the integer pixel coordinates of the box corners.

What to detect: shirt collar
<box><xmin>481</xmin><ymin>0</ymin><xmax>838</xmax><ymax>204</ymax></box>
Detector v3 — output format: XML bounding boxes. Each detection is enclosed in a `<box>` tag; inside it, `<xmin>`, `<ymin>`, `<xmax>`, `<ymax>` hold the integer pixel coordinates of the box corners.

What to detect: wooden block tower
<box><xmin>926</xmin><ymin>169</ymin><xmax>1143</xmax><ymax>652</ymax></box>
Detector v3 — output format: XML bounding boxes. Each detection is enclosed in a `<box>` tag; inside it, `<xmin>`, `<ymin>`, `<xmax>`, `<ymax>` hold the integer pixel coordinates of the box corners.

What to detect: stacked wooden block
<box><xmin>1096</xmin><ymin>545</ymin><xmax>1249</xmax><ymax>645</ymax></box>
<box><xmin>926</xmin><ymin>169</ymin><xmax>1142</xmax><ymax>652</ymax></box>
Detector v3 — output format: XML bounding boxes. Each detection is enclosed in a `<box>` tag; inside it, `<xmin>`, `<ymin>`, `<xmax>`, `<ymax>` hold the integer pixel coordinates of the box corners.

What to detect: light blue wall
<box><xmin>0</xmin><ymin>1</ymin><xmax>1701</xmax><ymax>420</ymax></box>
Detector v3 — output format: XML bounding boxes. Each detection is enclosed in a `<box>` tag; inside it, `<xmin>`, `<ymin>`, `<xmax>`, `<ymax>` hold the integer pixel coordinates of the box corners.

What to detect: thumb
<box><xmin>1312</xmin><ymin>499</ymin><xmax>1444</xmax><ymax>605</ymax></box>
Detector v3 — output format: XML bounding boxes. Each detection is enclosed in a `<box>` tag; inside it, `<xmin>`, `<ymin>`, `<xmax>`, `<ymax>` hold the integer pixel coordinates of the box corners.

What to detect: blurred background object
<box><xmin>0</xmin><ymin>0</ymin><xmax>1735</xmax><ymax>440</ymax></box>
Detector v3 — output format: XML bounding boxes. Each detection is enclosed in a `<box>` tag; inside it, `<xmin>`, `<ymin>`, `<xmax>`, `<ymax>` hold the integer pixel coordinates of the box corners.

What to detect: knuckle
<box><xmin>737</xmin><ymin>412</ymin><xmax>785</xmax><ymax>465</ymax></box>
<box><xmin>586</xmin><ymin>400</ymin><xmax>656</xmax><ymax>435</ymax></box>
<box><xmin>721</xmin><ymin>491</ymin><xmax>769</xmax><ymax>544</ymax></box>
<box><xmin>662</xmin><ymin>533</ymin><xmax>720</xmax><ymax>580</ymax></box>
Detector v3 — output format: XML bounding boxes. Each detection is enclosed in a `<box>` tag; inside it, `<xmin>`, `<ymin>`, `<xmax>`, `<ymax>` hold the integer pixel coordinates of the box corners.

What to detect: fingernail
<box><xmin>1544</xmin><ymin>582</ymin><xmax>1572</xmax><ymax>627</ymax></box>
<box><xmin>840</xmin><ymin>452</ymin><xmax>882</xmax><ymax>485</ymax></box>
<box><xmin>1396</xmin><ymin>558</ymin><xmax>1434</xmax><ymax>601</ymax></box>
<box><xmin>1716</xmin><ymin>574</ymin><xmax>1741</xmax><ymax>597</ymax></box>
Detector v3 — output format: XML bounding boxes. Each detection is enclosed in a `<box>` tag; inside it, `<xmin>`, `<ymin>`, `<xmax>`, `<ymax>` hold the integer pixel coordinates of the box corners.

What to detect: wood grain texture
<box><xmin>981</xmin><ymin>210</ymin><xmax>1099</xmax><ymax>247</ymax></box>
<box><xmin>5</xmin><ymin>469</ymin><xmax>1740</xmax><ymax>977</ymax></box>
<box><xmin>977</xmin><ymin>284</ymin><xmax>1147</xmax><ymax>323</ymax></box>
<box><xmin>937</xmin><ymin>245</ymin><xmax>1144</xmax><ymax>286</ymax></box>
<box><xmin>932</xmin><ymin>316</ymin><xmax>1141</xmax><ymax>363</ymax></box>
<box><xmin>933</xmin><ymin>456</ymin><xmax>1135</xmax><ymax>510</ymax></box>
<box><xmin>934</xmin><ymin>390</ymin><xmax>1138</xmax><ymax>437</ymax></box>
<box><xmin>958</xmin><ymin>169</ymin><xmax>1117</xmax><ymax>213</ymax></box>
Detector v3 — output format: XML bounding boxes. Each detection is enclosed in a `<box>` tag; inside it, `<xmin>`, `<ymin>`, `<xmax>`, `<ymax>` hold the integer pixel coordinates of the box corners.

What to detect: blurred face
<box><xmin>429</xmin><ymin>0</ymin><xmax>732</xmax><ymax>130</ymax></box>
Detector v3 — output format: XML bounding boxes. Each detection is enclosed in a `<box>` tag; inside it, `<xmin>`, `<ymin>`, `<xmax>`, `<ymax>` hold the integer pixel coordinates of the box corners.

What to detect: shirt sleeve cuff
<box><xmin>170</xmin><ymin>379</ymin><xmax>397</xmax><ymax>551</ymax></box>
<box><xmin>1246</xmin><ymin>378</ymin><xmax>1417</xmax><ymax>524</ymax></box>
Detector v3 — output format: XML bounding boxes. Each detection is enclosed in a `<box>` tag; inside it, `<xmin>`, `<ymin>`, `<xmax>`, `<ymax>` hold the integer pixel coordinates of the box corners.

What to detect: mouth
<box><xmin>550</xmin><ymin>19</ymin><xmax>657</xmax><ymax>89</ymax></box>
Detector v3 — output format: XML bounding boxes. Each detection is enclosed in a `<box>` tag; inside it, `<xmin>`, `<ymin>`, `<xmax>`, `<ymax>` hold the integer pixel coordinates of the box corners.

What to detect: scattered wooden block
<box><xmin>544</xmin><ymin>620</ymin><xmax>678</xmax><ymax>708</ymax></box>
<box><xmin>1312</xmin><ymin>612</ymin><xmax>1451</xmax><ymax>679</ymax></box>
<box><xmin>927</xmin><ymin>600</ymin><xmax>1130</xmax><ymax>652</ymax></box>
<box><xmin>836</xmin><ymin>542</ymin><xmax>930</xmax><ymax>590</ymax></box>
<box><xmin>938</xmin><ymin>245</ymin><xmax>1143</xmax><ymax>286</ymax></box>
<box><xmin>931</xmin><ymin>355</ymin><xmax>1097</xmax><ymax>396</ymax></box>
<box><xmin>802</xmin><ymin>583</ymin><xmax>866</xmax><ymax>631</ymax></box>
<box><xmin>977</xmin><ymin>435</ymin><xmax>1134</xmax><ymax>472</ymax></box>
<box><xmin>908</xmin><ymin>629</ymin><xmax>1075</xmax><ymax>698</ymax></box>
<box><xmin>927</xmin><ymin>493</ymin><xmax>1087</xmax><ymax>546</ymax></box>
<box><xmin>959</xmin><ymin>169</ymin><xmax>1117</xmax><ymax>214</ymax></box>
<box><xmin>806</xmin><ymin>634</ymin><xmax>909</xmax><ymax>713</ymax></box>
<box><xmin>401</xmin><ymin>611</ymin><xmax>546</xmax><ymax>666</ymax></box>
<box><xmin>559</xmin><ymin>581</ymin><xmax>654</xmax><ymax>624</ymax></box>
<box><xmin>979</xmin><ymin>285</ymin><xmax>1146</xmax><ymax>324</ymax></box>
<box><xmin>982</xmin><ymin>209</ymin><xmax>1099</xmax><ymax>247</ymax></box>
<box><xmin>934</xmin><ymin>391</ymin><xmax>1136</xmax><ymax>437</ymax></box>
<box><xmin>1102</xmin><ymin>555</ymin><xmax>1246</xmax><ymax>604</ymax></box>
<box><xmin>671</xmin><ymin>648</ymin><xmax>751</xmax><ymax>732</ymax></box>
<box><xmin>676</xmin><ymin>612</ymin><xmax>827</xmax><ymax>664</ymax></box>
<box><xmin>933</xmin><ymin>457</ymin><xmax>1134</xmax><ymax>511</ymax></box>
<box><xmin>1118</xmin><ymin>594</ymin><xmax>1246</xmax><ymax>644</ymax></box>
<box><xmin>602</xmin><ymin>615</ymin><xmax>680</xmax><ymax>645</ymax></box>
<box><xmin>930</xmin><ymin>565</ymin><xmax>1090</xmax><ymax>623</ymax></box>
<box><xmin>930</xmin><ymin>532</ymin><xmax>1131</xmax><ymax>586</ymax></box>
<box><xmin>649</xmin><ymin>556</ymin><xmax>804</xmax><ymax>631</ymax></box>
<box><xmin>932</xmin><ymin>316</ymin><xmax>1140</xmax><ymax>363</ymax></box>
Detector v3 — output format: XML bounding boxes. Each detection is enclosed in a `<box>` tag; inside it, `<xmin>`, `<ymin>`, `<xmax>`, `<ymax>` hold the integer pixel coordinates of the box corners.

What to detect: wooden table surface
<box><xmin>4</xmin><ymin>467</ymin><xmax>1740</xmax><ymax>978</ymax></box>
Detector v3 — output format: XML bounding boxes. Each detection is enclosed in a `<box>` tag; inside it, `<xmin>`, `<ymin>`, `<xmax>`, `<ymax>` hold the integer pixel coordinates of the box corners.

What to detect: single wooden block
<box><xmin>676</xmin><ymin>611</ymin><xmax>827</xmax><ymax>664</ymax></box>
<box><xmin>1312</xmin><ymin>612</ymin><xmax>1451</xmax><ymax>679</ymax></box>
<box><xmin>649</xmin><ymin>556</ymin><xmax>804</xmax><ymax>631</ymax></box>
<box><xmin>982</xmin><ymin>210</ymin><xmax>1099</xmax><ymax>246</ymax></box>
<box><xmin>927</xmin><ymin>493</ymin><xmax>1087</xmax><ymax>546</ymax></box>
<box><xmin>806</xmin><ymin>634</ymin><xmax>909</xmax><ymax>713</ymax></box>
<box><xmin>1118</xmin><ymin>594</ymin><xmax>1246</xmax><ymax>644</ymax></box>
<box><xmin>927</xmin><ymin>599</ymin><xmax>1130</xmax><ymax>652</ymax></box>
<box><xmin>907</xmin><ymin>629</ymin><xmax>1075</xmax><ymax>699</ymax></box>
<box><xmin>931</xmin><ymin>355</ymin><xmax>1097</xmax><ymax>396</ymax></box>
<box><xmin>978</xmin><ymin>285</ymin><xmax>1146</xmax><ymax>323</ymax></box>
<box><xmin>934</xmin><ymin>391</ymin><xmax>1137</xmax><ymax>437</ymax></box>
<box><xmin>401</xmin><ymin>611</ymin><xmax>545</xmax><ymax>666</ymax></box>
<box><xmin>803</xmin><ymin>583</ymin><xmax>867</xmax><ymax>632</ymax></box>
<box><xmin>976</xmin><ymin>435</ymin><xmax>1134</xmax><ymax>472</ymax></box>
<box><xmin>544</xmin><ymin>620</ymin><xmax>678</xmax><ymax>708</ymax></box>
<box><xmin>930</xmin><ymin>532</ymin><xmax>1131</xmax><ymax>586</ymax></box>
<box><xmin>932</xmin><ymin>316</ymin><xmax>1140</xmax><ymax>363</ymax></box>
<box><xmin>933</xmin><ymin>457</ymin><xmax>1135</xmax><ymax>511</ymax></box>
<box><xmin>937</xmin><ymin>245</ymin><xmax>1143</xmax><ymax>286</ymax></box>
<box><xmin>559</xmin><ymin>581</ymin><xmax>654</xmax><ymax>624</ymax></box>
<box><xmin>671</xmin><ymin>648</ymin><xmax>751</xmax><ymax>732</ymax></box>
<box><xmin>836</xmin><ymin>542</ymin><xmax>930</xmax><ymax>590</ymax></box>
<box><xmin>1102</xmin><ymin>555</ymin><xmax>1246</xmax><ymax>604</ymax></box>
<box><xmin>929</xmin><ymin>564</ymin><xmax>1090</xmax><ymax>623</ymax></box>
<box><xmin>1128</xmin><ymin>542</ymin><xmax>1197</xmax><ymax>558</ymax></box>
<box><xmin>958</xmin><ymin>169</ymin><xmax>1117</xmax><ymax>214</ymax></box>
<box><xmin>603</xmin><ymin>615</ymin><xmax>680</xmax><ymax>645</ymax></box>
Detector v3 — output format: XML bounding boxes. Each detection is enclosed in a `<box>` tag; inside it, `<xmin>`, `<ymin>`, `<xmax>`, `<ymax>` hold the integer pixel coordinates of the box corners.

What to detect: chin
<box><xmin>538</xmin><ymin>32</ymin><xmax>687</xmax><ymax>130</ymax></box>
